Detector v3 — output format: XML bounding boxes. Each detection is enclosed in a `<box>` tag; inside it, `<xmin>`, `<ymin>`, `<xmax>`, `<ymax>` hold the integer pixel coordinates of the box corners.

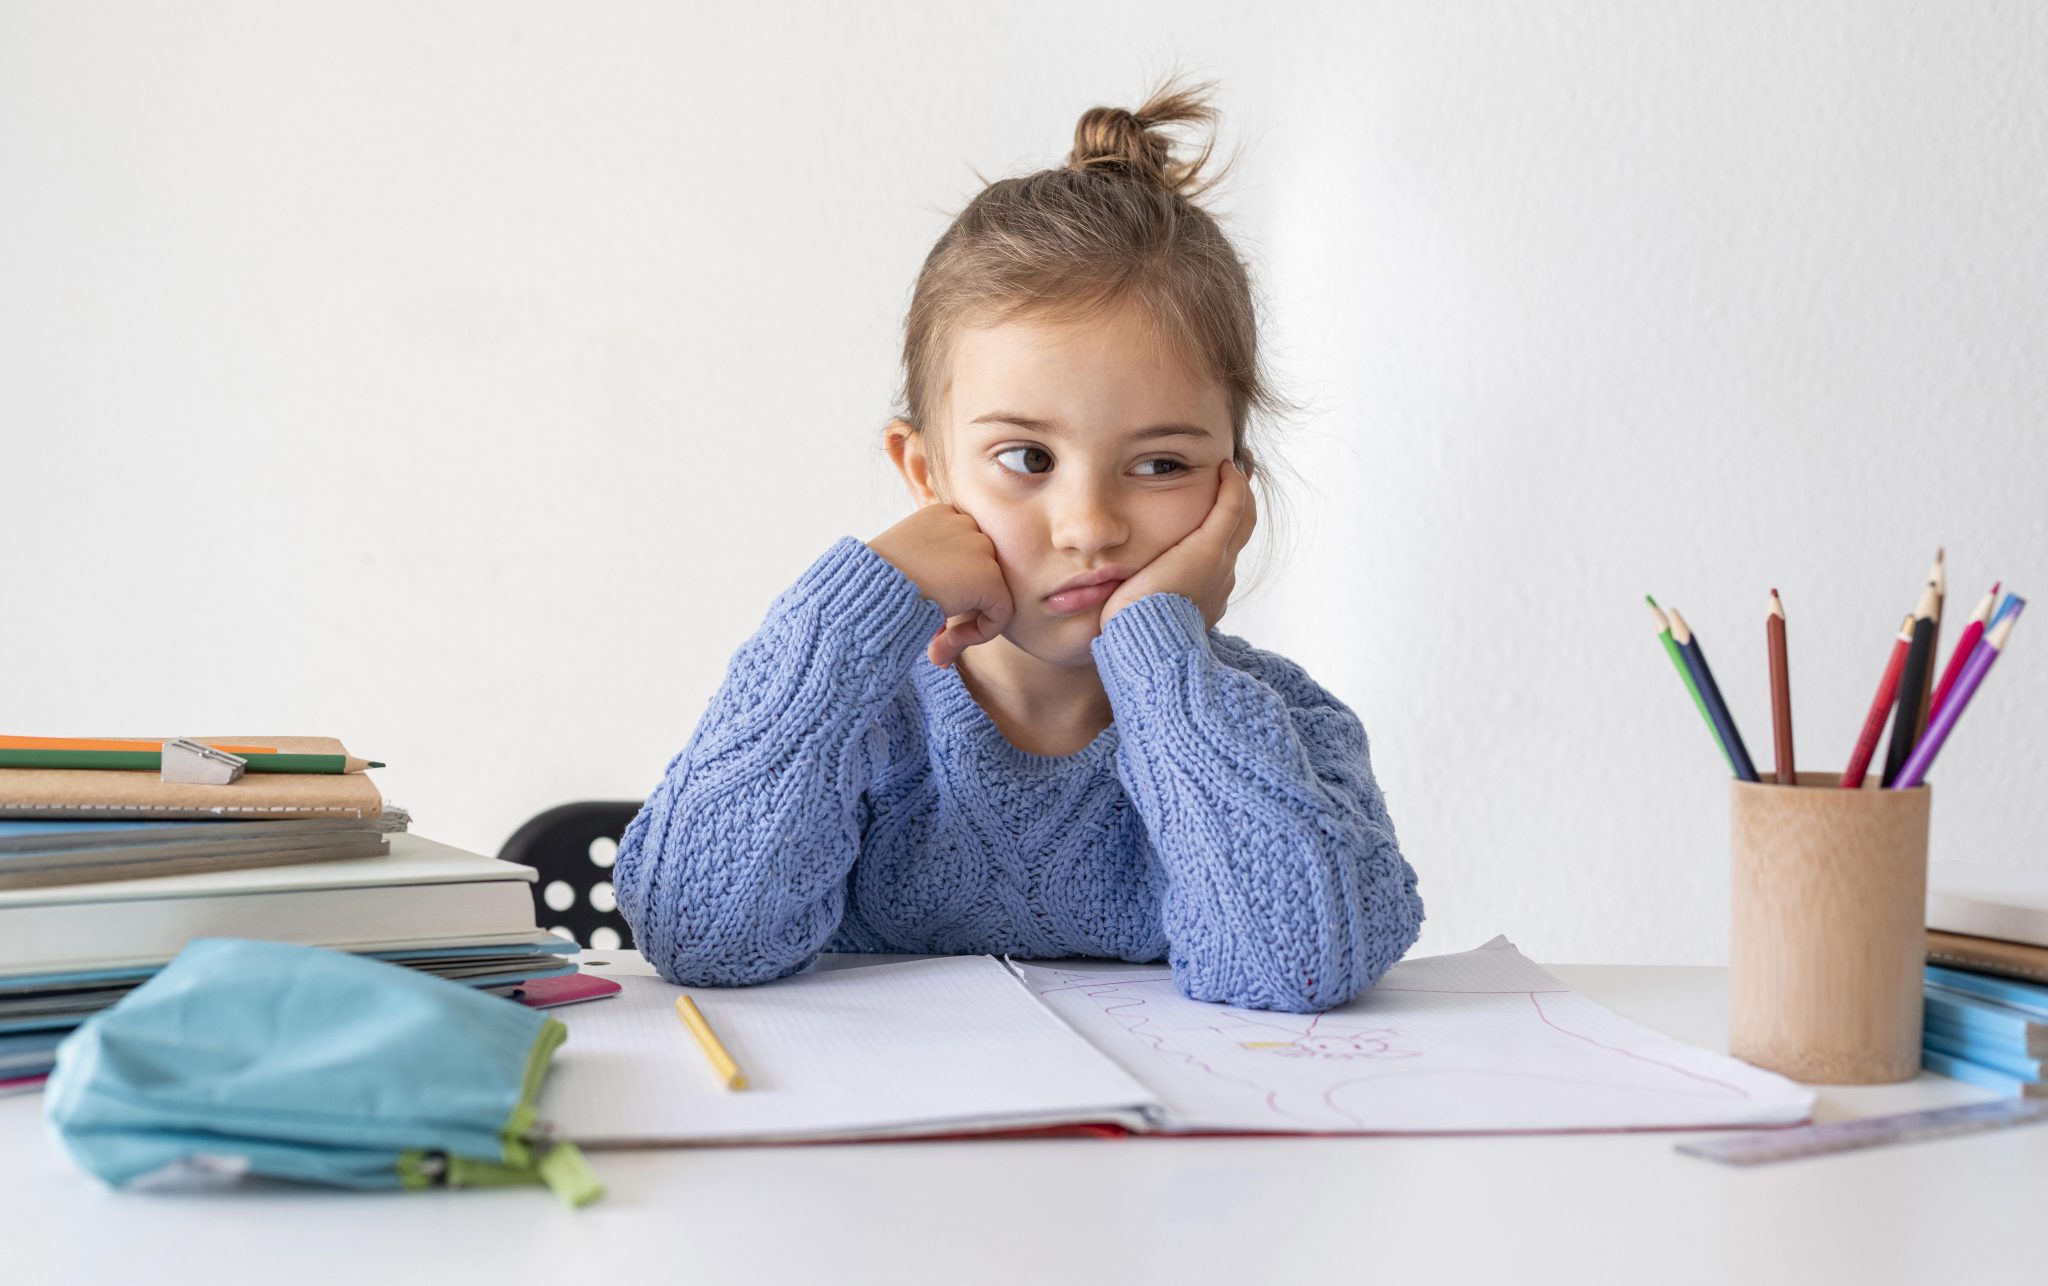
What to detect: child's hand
<box><xmin>868</xmin><ymin>504</ymin><xmax>1016</xmax><ymax>668</ymax></box>
<box><xmin>1099</xmin><ymin>459</ymin><xmax>1256</xmax><ymax>632</ymax></box>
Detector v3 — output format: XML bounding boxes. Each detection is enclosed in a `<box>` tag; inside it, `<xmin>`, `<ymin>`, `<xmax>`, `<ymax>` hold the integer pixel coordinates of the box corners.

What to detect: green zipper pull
<box><xmin>537</xmin><ymin>1141</ymin><xmax>604</xmax><ymax>1208</ymax></box>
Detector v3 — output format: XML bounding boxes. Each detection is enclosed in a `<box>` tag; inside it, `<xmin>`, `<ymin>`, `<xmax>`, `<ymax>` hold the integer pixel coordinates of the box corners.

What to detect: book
<box><xmin>0</xmin><ymin>939</ymin><xmax>580</xmax><ymax>1036</ymax></box>
<box><xmin>1921</xmin><ymin>1047</ymin><xmax>2045</xmax><ymax>1098</ymax></box>
<box><xmin>1927</xmin><ymin>929</ymin><xmax>2048</xmax><ymax>987</ymax></box>
<box><xmin>537</xmin><ymin>937</ymin><xmax>1816</xmax><ymax>1146</ymax></box>
<box><xmin>1924</xmin><ymin>986</ymin><xmax>2048</xmax><ymax>1056</ymax></box>
<box><xmin>1923</xmin><ymin>1028</ymin><xmax>2044</xmax><ymax>1081</ymax></box>
<box><xmin>0</xmin><ymin>735</ymin><xmax>381</xmax><ymax>821</ymax></box>
<box><xmin>0</xmin><ymin>833</ymin><xmax>391</xmax><ymax>892</ymax></box>
<box><xmin>0</xmin><ymin>1030</ymin><xmax>62</xmax><ymax>1076</ymax></box>
<box><xmin>0</xmin><ymin>833</ymin><xmax>542</xmax><ymax>974</ymax></box>
<box><xmin>1929</xmin><ymin>862</ymin><xmax>2048</xmax><ymax>950</ymax></box>
<box><xmin>0</xmin><ymin>808</ymin><xmax>405</xmax><ymax>854</ymax></box>
<box><xmin>1926</xmin><ymin>964</ymin><xmax>2048</xmax><ymax>1021</ymax></box>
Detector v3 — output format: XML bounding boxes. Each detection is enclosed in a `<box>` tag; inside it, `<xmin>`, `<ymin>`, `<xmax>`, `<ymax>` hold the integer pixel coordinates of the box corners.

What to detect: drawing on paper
<box><xmin>1024</xmin><ymin>959</ymin><xmax>1762</xmax><ymax>1131</ymax></box>
<box><xmin>1236</xmin><ymin>1024</ymin><xmax>1419</xmax><ymax>1060</ymax></box>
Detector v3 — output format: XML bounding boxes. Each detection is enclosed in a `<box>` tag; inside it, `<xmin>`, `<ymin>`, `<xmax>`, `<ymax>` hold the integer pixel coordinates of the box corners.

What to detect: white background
<box><xmin>3</xmin><ymin>2</ymin><xmax>2042</xmax><ymax>964</ymax></box>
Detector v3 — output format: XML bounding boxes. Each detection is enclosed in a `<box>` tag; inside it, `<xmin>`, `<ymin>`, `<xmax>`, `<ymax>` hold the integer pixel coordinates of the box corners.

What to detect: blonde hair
<box><xmin>892</xmin><ymin>73</ymin><xmax>1298</xmax><ymax>596</ymax></box>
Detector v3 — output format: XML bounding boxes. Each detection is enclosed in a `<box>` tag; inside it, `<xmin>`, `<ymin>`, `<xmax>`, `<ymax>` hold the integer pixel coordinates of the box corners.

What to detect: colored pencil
<box><xmin>674</xmin><ymin>994</ymin><xmax>747</xmax><ymax>1090</ymax></box>
<box><xmin>1929</xmin><ymin>583</ymin><xmax>1998</xmax><ymax>724</ymax></box>
<box><xmin>1767</xmin><ymin>590</ymin><xmax>1796</xmax><ymax>784</ymax></box>
<box><xmin>1648</xmin><ymin>595</ymin><xmax>1732</xmax><ymax>772</ymax></box>
<box><xmin>1893</xmin><ymin>608</ymin><xmax>2022</xmax><ymax>790</ymax></box>
<box><xmin>1914</xmin><ymin>549</ymin><xmax>1945</xmax><ymax>743</ymax></box>
<box><xmin>1666</xmin><ymin>607</ymin><xmax>1759</xmax><ymax>782</ymax></box>
<box><xmin>1882</xmin><ymin>579</ymin><xmax>1942</xmax><ymax>787</ymax></box>
<box><xmin>0</xmin><ymin>750</ymin><xmax>381</xmax><ymax>774</ymax></box>
<box><xmin>0</xmin><ymin>736</ymin><xmax>280</xmax><ymax>755</ymax></box>
<box><xmin>1841</xmin><ymin>614</ymin><xmax>1914</xmax><ymax>788</ymax></box>
<box><xmin>1992</xmin><ymin>592</ymin><xmax>2026</xmax><ymax>629</ymax></box>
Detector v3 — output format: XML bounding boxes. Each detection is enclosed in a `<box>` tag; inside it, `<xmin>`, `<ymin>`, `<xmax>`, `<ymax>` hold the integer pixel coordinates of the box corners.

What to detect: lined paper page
<box><xmin>541</xmin><ymin>955</ymin><xmax>1159</xmax><ymax>1146</ymax></box>
<box><xmin>1014</xmin><ymin>937</ymin><xmax>1816</xmax><ymax>1134</ymax></box>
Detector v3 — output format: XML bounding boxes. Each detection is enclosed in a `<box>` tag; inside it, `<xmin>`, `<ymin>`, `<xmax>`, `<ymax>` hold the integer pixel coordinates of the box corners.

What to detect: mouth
<box><xmin>1044</xmin><ymin>564</ymin><xmax>1137</xmax><ymax>616</ymax></box>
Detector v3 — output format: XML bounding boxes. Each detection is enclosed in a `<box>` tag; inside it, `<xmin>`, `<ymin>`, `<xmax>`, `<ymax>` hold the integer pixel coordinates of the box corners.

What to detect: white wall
<box><xmin>4</xmin><ymin>2</ymin><xmax>2043</xmax><ymax>964</ymax></box>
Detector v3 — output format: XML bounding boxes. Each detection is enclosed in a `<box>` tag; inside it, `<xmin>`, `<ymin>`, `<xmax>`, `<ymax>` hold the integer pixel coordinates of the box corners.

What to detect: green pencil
<box><xmin>0</xmin><ymin>750</ymin><xmax>383</xmax><ymax>774</ymax></box>
<box><xmin>1648</xmin><ymin>595</ymin><xmax>1733</xmax><ymax>771</ymax></box>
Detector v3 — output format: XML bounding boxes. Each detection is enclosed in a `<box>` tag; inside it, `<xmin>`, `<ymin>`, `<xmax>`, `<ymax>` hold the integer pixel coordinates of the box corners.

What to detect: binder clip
<box><xmin>161</xmin><ymin>739</ymin><xmax>247</xmax><ymax>785</ymax></box>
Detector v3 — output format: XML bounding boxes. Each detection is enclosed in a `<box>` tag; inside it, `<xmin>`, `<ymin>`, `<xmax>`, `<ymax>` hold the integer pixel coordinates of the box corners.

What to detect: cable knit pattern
<box><xmin>615</xmin><ymin>536</ymin><xmax>1425</xmax><ymax>1013</ymax></box>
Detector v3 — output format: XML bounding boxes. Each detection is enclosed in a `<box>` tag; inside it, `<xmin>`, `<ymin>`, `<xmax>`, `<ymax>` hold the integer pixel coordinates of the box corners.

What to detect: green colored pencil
<box><xmin>1648</xmin><ymin>595</ymin><xmax>1733</xmax><ymax>771</ymax></box>
<box><xmin>0</xmin><ymin>749</ymin><xmax>383</xmax><ymax>774</ymax></box>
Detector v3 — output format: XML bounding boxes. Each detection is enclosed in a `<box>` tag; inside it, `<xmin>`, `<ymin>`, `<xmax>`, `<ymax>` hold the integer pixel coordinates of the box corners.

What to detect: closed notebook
<box><xmin>0</xmin><ymin>937</ymin><xmax>579</xmax><ymax>1035</ymax></box>
<box><xmin>0</xmin><ymin>811</ymin><xmax>401</xmax><ymax>854</ymax></box>
<box><xmin>1929</xmin><ymin>862</ymin><xmax>2048</xmax><ymax>950</ymax></box>
<box><xmin>1923</xmin><ymin>984</ymin><xmax>2048</xmax><ymax>1054</ymax></box>
<box><xmin>0</xmin><ymin>834</ymin><xmax>540</xmax><ymax>975</ymax></box>
<box><xmin>0</xmin><ymin>834</ymin><xmax>392</xmax><ymax>892</ymax></box>
<box><xmin>1927</xmin><ymin>930</ymin><xmax>2048</xmax><ymax>987</ymax></box>
<box><xmin>0</xmin><ymin>736</ymin><xmax>380</xmax><ymax>821</ymax></box>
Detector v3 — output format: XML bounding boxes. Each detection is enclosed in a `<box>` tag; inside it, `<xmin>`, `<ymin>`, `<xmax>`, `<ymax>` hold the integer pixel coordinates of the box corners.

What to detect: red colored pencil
<box><xmin>1841</xmin><ymin>613</ymin><xmax>1914</xmax><ymax>788</ymax></box>
<box><xmin>1928</xmin><ymin>581</ymin><xmax>1998</xmax><ymax>723</ymax></box>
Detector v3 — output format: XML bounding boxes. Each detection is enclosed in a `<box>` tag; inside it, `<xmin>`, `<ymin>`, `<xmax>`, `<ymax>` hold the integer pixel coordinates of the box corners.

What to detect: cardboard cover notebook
<box><xmin>0</xmin><ymin>737</ymin><xmax>381</xmax><ymax>821</ymax></box>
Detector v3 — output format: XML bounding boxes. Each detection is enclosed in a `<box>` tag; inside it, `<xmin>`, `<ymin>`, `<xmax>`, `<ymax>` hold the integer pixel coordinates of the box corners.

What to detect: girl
<box><xmin>616</xmin><ymin>78</ymin><xmax>1424</xmax><ymax>1013</ymax></box>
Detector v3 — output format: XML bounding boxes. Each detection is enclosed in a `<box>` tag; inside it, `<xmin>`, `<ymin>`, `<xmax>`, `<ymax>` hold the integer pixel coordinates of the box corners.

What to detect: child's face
<box><xmin>918</xmin><ymin>300</ymin><xmax>1236</xmax><ymax>665</ymax></box>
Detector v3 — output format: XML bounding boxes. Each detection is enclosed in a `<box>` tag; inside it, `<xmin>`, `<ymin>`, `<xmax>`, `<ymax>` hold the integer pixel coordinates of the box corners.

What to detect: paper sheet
<box><xmin>1012</xmin><ymin>936</ymin><xmax>1815</xmax><ymax>1133</ymax></box>
<box><xmin>541</xmin><ymin>956</ymin><xmax>1159</xmax><ymax>1146</ymax></box>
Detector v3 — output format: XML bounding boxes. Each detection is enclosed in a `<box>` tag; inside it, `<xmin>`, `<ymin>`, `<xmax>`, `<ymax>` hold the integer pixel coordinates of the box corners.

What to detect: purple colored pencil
<box><xmin>1892</xmin><ymin>607</ymin><xmax>2022</xmax><ymax>790</ymax></box>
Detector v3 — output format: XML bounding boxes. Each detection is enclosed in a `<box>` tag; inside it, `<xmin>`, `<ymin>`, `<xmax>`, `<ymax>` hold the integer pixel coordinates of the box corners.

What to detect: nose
<box><xmin>1047</xmin><ymin>471</ymin><xmax>1130</xmax><ymax>556</ymax></box>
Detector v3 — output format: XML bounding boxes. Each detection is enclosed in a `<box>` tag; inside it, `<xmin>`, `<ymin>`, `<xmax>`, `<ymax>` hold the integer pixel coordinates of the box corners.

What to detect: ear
<box><xmin>886</xmin><ymin>418</ymin><xmax>944</xmax><ymax>506</ymax></box>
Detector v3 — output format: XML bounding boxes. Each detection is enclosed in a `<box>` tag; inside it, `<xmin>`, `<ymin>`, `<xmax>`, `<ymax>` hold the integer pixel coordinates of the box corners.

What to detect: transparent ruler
<box><xmin>1676</xmin><ymin>1098</ymin><xmax>2048</xmax><ymax>1166</ymax></box>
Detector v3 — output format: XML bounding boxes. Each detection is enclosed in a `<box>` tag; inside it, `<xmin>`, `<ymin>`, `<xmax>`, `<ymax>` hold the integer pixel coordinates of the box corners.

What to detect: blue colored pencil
<box><xmin>1992</xmin><ymin>591</ymin><xmax>2027</xmax><ymax>628</ymax></box>
<box><xmin>1665</xmin><ymin>607</ymin><xmax>1759</xmax><ymax>783</ymax></box>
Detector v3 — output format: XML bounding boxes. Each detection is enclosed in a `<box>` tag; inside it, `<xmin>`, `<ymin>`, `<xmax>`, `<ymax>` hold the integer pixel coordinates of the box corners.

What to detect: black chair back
<box><xmin>499</xmin><ymin>801</ymin><xmax>643</xmax><ymax>950</ymax></box>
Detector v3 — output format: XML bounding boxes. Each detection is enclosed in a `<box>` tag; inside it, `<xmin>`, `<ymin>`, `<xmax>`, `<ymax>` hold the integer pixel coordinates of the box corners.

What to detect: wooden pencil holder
<box><xmin>1728</xmin><ymin>771</ymin><xmax>1931</xmax><ymax>1084</ymax></box>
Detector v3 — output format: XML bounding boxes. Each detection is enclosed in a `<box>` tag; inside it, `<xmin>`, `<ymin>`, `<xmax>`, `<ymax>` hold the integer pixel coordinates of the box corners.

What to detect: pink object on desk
<box><xmin>513</xmin><ymin>972</ymin><xmax>623</xmax><ymax>1009</ymax></box>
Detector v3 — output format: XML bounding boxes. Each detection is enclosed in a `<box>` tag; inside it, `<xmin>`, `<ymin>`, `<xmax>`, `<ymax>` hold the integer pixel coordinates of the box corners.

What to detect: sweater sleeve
<box><xmin>1090</xmin><ymin>592</ymin><xmax>1425</xmax><ymax>1012</ymax></box>
<box><xmin>614</xmin><ymin>536</ymin><xmax>945</xmax><ymax>986</ymax></box>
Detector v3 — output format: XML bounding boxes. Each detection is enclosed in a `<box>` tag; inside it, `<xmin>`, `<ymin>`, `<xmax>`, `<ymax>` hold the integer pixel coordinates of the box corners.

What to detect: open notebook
<box><xmin>540</xmin><ymin>937</ymin><xmax>1815</xmax><ymax>1146</ymax></box>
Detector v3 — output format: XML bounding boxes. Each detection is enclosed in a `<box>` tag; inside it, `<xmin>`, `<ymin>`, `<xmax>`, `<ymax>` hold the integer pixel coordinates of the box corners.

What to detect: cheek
<box><xmin>947</xmin><ymin>497</ymin><xmax>1037</xmax><ymax>576</ymax></box>
<box><xmin>1148</xmin><ymin>486</ymin><xmax>1216</xmax><ymax>544</ymax></box>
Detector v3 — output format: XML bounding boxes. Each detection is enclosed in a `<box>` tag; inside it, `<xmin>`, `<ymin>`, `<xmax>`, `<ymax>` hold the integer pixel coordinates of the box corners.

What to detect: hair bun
<box><xmin>1065</xmin><ymin>75</ymin><xmax>1224</xmax><ymax>201</ymax></box>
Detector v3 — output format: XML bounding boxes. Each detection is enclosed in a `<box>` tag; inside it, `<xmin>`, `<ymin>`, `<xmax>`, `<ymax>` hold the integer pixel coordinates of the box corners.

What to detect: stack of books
<box><xmin>1921</xmin><ymin>861</ymin><xmax>2048</xmax><ymax>1097</ymax></box>
<box><xmin>0</xmin><ymin>736</ymin><xmax>576</xmax><ymax>1096</ymax></box>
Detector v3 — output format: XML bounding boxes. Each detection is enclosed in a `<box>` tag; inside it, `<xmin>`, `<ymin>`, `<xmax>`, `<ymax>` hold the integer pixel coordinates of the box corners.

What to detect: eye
<box><xmin>1134</xmin><ymin>458</ymin><xmax>1187</xmax><ymax>477</ymax></box>
<box><xmin>995</xmin><ymin>446</ymin><xmax>1056</xmax><ymax>477</ymax></box>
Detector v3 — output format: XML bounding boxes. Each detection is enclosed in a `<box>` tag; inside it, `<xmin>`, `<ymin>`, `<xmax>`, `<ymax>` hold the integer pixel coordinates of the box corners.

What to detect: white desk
<box><xmin>5</xmin><ymin>955</ymin><xmax>2038</xmax><ymax>1285</ymax></box>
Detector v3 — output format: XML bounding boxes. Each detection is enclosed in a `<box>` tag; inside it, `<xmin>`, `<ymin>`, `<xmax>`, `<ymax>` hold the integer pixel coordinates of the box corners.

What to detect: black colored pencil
<box><xmin>1883</xmin><ymin>578</ymin><xmax>1942</xmax><ymax>787</ymax></box>
<box><xmin>1914</xmin><ymin>548</ymin><xmax>1945</xmax><ymax>742</ymax></box>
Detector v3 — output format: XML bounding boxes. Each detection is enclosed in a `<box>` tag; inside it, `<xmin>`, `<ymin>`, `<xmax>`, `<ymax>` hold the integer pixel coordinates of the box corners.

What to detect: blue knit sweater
<box><xmin>615</xmin><ymin>536</ymin><xmax>1424</xmax><ymax>1013</ymax></box>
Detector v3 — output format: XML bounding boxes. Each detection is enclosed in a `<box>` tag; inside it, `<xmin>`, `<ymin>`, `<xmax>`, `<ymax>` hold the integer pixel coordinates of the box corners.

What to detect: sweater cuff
<box><xmin>1091</xmin><ymin>591</ymin><xmax>1210</xmax><ymax>685</ymax></box>
<box><xmin>784</xmin><ymin>537</ymin><xmax>947</xmax><ymax>661</ymax></box>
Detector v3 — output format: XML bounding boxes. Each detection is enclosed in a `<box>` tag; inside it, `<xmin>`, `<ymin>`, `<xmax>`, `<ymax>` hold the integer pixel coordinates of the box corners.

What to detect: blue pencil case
<box><xmin>42</xmin><ymin>938</ymin><xmax>600</xmax><ymax>1206</ymax></box>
